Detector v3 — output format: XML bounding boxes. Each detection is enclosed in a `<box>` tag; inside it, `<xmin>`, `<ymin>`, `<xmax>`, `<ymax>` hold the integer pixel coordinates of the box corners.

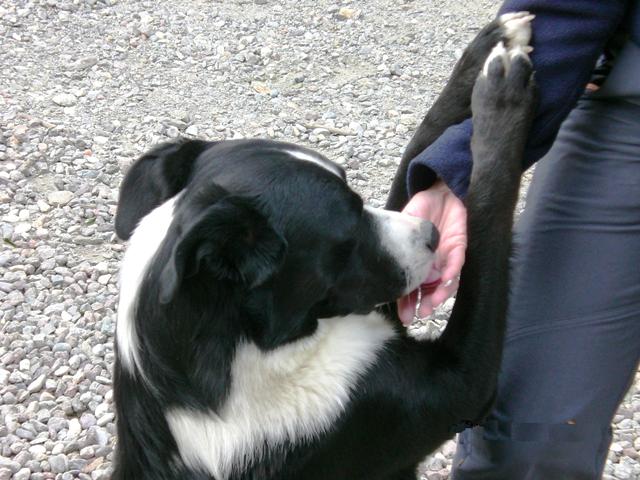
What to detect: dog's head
<box><xmin>116</xmin><ymin>139</ymin><xmax>438</xmax><ymax>348</ymax></box>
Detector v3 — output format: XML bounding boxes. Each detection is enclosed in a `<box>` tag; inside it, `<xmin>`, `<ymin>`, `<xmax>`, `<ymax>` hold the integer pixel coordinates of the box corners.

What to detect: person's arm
<box><xmin>398</xmin><ymin>0</ymin><xmax>630</xmax><ymax>322</ymax></box>
<box><xmin>407</xmin><ymin>0</ymin><xmax>629</xmax><ymax>199</ymax></box>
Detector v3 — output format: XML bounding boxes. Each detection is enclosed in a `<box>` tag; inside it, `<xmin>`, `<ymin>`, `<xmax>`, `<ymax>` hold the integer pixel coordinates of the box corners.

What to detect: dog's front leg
<box><xmin>386</xmin><ymin>12</ymin><xmax>534</xmax><ymax>210</ymax></box>
<box><xmin>437</xmin><ymin>39</ymin><xmax>537</xmax><ymax>419</ymax></box>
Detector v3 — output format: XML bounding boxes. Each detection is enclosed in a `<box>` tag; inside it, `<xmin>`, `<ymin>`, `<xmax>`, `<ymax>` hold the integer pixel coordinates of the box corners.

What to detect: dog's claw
<box><xmin>499</xmin><ymin>11</ymin><xmax>534</xmax><ymax>49</ymax></box>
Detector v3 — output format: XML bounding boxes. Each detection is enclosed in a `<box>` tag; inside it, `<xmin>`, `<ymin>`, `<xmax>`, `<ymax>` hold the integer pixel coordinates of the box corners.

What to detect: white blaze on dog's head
<box><xmin>286</xmin><ymin>148</ymin><xmax>345</xmax><ymax>179</ymax></box>
<box><xmin>117</xmin><ymin>194</ymin><xmax>181</xmax><ymax>376</ymax></box>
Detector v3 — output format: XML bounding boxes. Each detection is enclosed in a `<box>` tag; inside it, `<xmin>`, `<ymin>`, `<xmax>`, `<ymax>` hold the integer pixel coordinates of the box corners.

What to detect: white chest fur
<box><xmin>166</xmin><ymin>313</ymin><xmax>396</xmax><ymax>479</ymax></box>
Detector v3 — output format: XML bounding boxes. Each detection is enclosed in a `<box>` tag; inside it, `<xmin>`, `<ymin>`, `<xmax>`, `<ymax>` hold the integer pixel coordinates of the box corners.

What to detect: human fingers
<box><xmin>429</xmin><ymin>276</ymin><xmax>460</xmax><ymax>309</ymax></box>
<box><xmin>424</xmin><ymin>244</ymin><xmax>465</xmax><ymax>308</ymax></box>
<box><xmin>402</xmin><ymin>190</ymin><xmax>442</xmax><ymax>221</ymax></box>
<box><xmin>416</xmin><ymin>294</ymin><xmax>435</xmax><ymax>318</ymax></box>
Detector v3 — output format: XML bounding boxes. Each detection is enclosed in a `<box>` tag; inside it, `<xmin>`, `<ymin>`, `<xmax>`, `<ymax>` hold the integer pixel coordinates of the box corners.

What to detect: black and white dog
<box><xmin>112</xmin><ymin>12</ymin><xmax>536</xmax><ymax>480</ymax></box>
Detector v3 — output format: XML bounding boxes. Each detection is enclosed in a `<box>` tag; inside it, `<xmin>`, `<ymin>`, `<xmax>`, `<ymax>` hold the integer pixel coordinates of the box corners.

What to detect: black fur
<box><xmin>112</xmin><ymin>20</ymin><xmax>536</xmax><ymax>480</ymax></box>
<box><xmin>386</xmin><ymin>15</ymin><xmax>525</xmax><ymax>211</ymax></box>
<box><xmin>115</xmin><ymin>139</ymin><xmax>213</xmax><ymax>240</ymax></box>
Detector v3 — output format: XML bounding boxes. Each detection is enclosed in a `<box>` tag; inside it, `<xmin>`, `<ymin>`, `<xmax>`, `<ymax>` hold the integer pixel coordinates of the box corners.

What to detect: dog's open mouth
<box><xmin>420</xmin><ymin>279</ymin><xmax>442</xmax><ymax>296</ymax></box>
<box><xmin>397</xmin><ymin>268</ymin><xmax>442</xmax><ymax>326</ymax></box>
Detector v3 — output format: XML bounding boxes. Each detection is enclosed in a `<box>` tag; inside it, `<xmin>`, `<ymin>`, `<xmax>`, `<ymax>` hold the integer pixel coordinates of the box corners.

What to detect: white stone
<box><xmin>14</xmin><ymin>223</ymin><xmax>31</xmax><ymax>234</ymax></box>
<box><xmin>47</xmin><ymin>191</ymin><xmax>74</xmax><ymax>206</ymax></box>
<box><xmin>67</xmin><ymin>418</ymin><xmax>81</xmax><ymax>439</ymax></box>
<box><xmin>52</xmin><ymin>93</ymin><xmax>77</xmax><ymax>106</ymax></box>
<box><xmin>27</xmin><ymin>374</ymin><xmax>46</xmax><ymax>393</ymax></box>
<box><xmin>37</xmin><ymin>200</ymin><xmax>51</xmax><ymax>212</ymax></box>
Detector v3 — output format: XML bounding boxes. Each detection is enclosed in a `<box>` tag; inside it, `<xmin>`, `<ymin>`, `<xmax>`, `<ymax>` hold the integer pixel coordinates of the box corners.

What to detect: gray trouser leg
<box><xmin>451</xmin><ymin>98</ymin><xmax>640</xmax><ymax>480</ymax></box>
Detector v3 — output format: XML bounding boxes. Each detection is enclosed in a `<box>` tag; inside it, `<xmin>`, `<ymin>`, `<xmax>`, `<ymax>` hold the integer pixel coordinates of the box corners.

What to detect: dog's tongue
<box><xmin>397</xmin><ymin>269</ymin><xmax>442</xmax><ymax>326</ymax></box>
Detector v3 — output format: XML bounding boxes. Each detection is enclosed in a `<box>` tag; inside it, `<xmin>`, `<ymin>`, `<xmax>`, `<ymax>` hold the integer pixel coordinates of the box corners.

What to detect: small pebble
<box><xmin>52</xmin><ymin>93</ymin><xmax>77</xmax><ymax>107</ymax></box>
<box><xmin>47</xmin><ymin>191</ymin><xmax>74</xmax><ymax>206</ymax></box>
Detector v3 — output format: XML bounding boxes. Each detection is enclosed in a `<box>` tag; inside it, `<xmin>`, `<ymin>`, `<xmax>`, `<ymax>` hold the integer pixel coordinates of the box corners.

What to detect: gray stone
<box><xmin>0</xmin><ymin>458</ymin><xmax>20</xmax><ymax>474</ymax></box>
<box><xmin>13</xmin><ymin>451</ymin><xmax>31</xmax><ymax>466</ymax></box>
<box><xmin>96</xmin><ymin>413</ymin><xmax>115</xmax><ymax>427</ymax></box>
<box><xmin>52</xmin><ymin>342</ymin><xmax>72</xmax><ymax>353</ymax></box>
<box><xmin>5</xmin><ymin>291</ymin><xmax>24</xmax><ymax>307</ymax></box>
<box><xmin>614</xmin><ymin>462</ymin><xmax>633</xmax><ymax>480</ymax></box>
<box><xmin>68</xmin><ymin>458</ymin><xmax>88</xmax><ymax>470</ymax></box>
<box><xmin>80</xmin><ymin>413</ymin><xmax>97</xmax><ymax>429</ymax></box>
<box><xmin>79</xmin><ymin>446</ymin><xmax>95</xmax><ymax>459</ymax></box>
<box><xmin>73</xmin><ymin>56</ymin><xmax>98</xmax><ymax>70</ymax></box>
<box><xmin>25</xmin><ymin>460</ymin><xmax>41</xmax><ymax>472</ymax></box>
<box><xmin>28</xmin><ymin>445</ymin><xmax>46</xmax><ymax>461</ymax></box>
<box><xmin>48</xmin><ymin>454</ymin><xmax>68</xmax><ymax>473</ymax></box>
<box><xmin>92</xmin><ymin>469</ymin><xmax>111</xmax><ymax>480</ymax></box>
<box><xmin>13</xmin><ymin>468</ymin><xmax>31</xmax><ymax>480</ymax></box>
<box><xmin>47</xmin><ymin>417</ymin><xmax>68</xmax><ymax>433</ymax></box>
<box><xmin>15</xmin><ymin>428</ymin><xmax>35</xmax><ymax>441</ymax></box>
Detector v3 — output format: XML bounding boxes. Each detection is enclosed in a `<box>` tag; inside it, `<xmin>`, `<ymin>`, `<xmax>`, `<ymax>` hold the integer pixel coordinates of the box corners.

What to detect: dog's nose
<box><xmin>421</xmin><ymin>221</ymin><xmax>440</xmax><ymax>251</ymax></box>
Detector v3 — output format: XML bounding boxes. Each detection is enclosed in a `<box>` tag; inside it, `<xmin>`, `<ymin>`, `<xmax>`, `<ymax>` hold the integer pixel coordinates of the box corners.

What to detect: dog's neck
<box><xmin>242</xmin><ymin>286</ymin><xmax>322</xmax><ymax>350</ymax></box>
<box><xmin>125</xmin><ymin>278</ymin><xmax>397</xmax><ymax>478</ymax></box>
<box><xmin>131</xmin><ymin>277</ymin><xmax>327</xmax><ymax>404</ymax></box>
<box><xmin>164</xmin><ymin>312</ymin><xmax>396</xmax><ymax>479</ymax></box>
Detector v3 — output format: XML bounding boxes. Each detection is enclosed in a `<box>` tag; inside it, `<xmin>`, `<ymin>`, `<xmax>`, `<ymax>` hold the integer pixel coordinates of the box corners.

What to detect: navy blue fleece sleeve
<box><xmin>407</xmin><ymin>0</ymin><xmax>629</xmax><ymax>198</ymax></box>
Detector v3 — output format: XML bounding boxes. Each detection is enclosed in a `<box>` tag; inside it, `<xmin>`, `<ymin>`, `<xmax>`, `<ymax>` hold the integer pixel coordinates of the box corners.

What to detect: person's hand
<box><xmin>397</xmin><ymin>181</ymin><xmax>468</xmax><ymax>324</ymax></box>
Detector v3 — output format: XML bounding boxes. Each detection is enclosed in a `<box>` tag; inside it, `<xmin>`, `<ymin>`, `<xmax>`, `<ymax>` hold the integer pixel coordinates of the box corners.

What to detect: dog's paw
<box><xmin>442</xmin><ymin>11</ymin><xmax>534</xmax><ymax>96</ymax></box>
<box><xmin>477</xmin><ymin>41</ymin><xmax>534</xmax><ymax>101</ymax></box>
<box><xmin>471</xmin><ymin>40</ymin><xmax>536</xmax><ymax>173</ymax></box>
<box><xmin>476</xmin><ymin>13</ymin><xmax>535</xmax><ymax>111</ymax></box>
<box><xmin>499</xmin><ymin>11</ymin><xmax>535</xmax><ymax>49</ymax></box>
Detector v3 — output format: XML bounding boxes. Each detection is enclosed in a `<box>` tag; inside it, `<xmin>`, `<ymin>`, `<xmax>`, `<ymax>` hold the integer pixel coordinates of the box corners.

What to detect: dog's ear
<box><xmin>158</xmin><ymin>198</ymin><xmax>287</xmax><ymax>303</ymax></box>
<box><xmin>115</xmin><ymin>140</ymin><xmax>214</xmax><ymax>240</ymax></box>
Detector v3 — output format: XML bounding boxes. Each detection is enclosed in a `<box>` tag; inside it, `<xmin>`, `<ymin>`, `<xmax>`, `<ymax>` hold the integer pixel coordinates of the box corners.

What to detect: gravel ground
<box><xmin>1</xmin><ymin>1</ymin><xmax>639</xmax><ymax>479</ymax></box>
